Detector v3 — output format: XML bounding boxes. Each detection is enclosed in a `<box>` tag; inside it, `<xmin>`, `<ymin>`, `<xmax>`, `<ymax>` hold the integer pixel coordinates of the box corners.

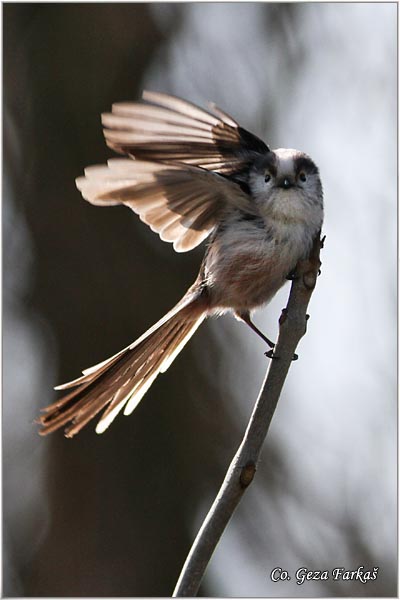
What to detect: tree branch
<box><xmin>173</xmin><ymin>233</ymin><xmax>323</xmax><ymax>597</ymax></box>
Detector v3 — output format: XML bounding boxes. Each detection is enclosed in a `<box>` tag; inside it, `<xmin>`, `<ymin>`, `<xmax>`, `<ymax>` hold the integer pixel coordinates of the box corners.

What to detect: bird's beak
<box><xmin>280</xmin><ymin>178</ymin><xmax>293</xmax><ymax>189</ymax></box>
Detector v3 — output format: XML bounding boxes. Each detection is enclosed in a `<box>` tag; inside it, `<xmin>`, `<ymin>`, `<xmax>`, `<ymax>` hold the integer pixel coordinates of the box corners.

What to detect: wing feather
<box><xmin>76</xmin><ymin>159</ymin><xmax>253</xmax><ymax>252</ymax></box>
<box><xmin>76</xmin><ymin>92</ymin><xmax>269</xmax><ymax>252</ymax></box>
<box><xmin>102</xmin><ymin>90</ymin><xmax>270</xmax><ymax>176</ymax></box>
<box><xmin>142</xmin><ymin>90</ymin><xmax>222</xmax><ymax>126</ymax></box>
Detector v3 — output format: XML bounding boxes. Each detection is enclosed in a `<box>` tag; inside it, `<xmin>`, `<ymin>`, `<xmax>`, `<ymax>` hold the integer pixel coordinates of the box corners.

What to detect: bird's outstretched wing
<box><xmin>76</xmin><ymin>158</ymin><xmax>254</xmax><ymax>252</ymax></box>
<box><xmin>76</xmin><ymin>91</ymin><xmax>270</xmax><ymax>251</ymax></box>
<box><xmin>102</xmin><ymin>90</ymin><xmax>270</xmax><ymax>176</ymax></box>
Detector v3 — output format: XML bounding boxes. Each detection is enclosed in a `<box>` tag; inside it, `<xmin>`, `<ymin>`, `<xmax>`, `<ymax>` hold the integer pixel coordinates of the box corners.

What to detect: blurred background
<box><xmin>3</xmin><ymin>3</ymin><xmax>397</xmax><ymax>597</ymax></box>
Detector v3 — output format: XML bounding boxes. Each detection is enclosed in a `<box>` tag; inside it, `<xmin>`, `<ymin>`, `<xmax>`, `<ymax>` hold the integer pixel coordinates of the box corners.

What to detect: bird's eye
<box><xmin>299</xmin><ymin>172</ymin><xmax>307</xmax><ymax>182</ymax></box>
<box><xmin>265</xmin><ymin>173</ymin><xmax>271</xmax><ymax>183</ymax></box>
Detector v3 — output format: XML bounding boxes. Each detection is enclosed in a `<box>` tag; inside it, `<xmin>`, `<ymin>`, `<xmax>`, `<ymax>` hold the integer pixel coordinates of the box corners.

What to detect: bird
<box><xmin>38</xmin><ymin>91</ymin><xmax>324</xmax><ymax>437</ymax></box>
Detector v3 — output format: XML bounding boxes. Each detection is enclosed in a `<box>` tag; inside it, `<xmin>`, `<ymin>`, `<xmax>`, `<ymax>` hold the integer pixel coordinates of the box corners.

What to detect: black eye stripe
<box><xmin>294</xmin><ymin>156</ymin><xmax>319</xmax><ymax>175</ymax></box>
<box><xmin>257</xmin><ymin>154</ymin><xmax>278</xmax><ymax>177</ymax></box>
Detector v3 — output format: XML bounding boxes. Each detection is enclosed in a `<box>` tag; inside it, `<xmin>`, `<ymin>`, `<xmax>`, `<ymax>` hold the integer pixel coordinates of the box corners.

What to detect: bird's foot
<box><xmin>286</xmin><ymin>269</ymin><xmax>300</xmax><ymax>280</ymax></box>
<box><xmin>265</xmin><ymin>349</ymin><xmax>298</xmax><ymax>361</ymax></box>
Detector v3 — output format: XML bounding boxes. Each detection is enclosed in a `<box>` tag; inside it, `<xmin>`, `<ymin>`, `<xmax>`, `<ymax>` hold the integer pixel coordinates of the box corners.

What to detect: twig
<box><xmin>173</xmin><ymin>233</ymin><xmax>323</xmax><ymax>597</ymax></box>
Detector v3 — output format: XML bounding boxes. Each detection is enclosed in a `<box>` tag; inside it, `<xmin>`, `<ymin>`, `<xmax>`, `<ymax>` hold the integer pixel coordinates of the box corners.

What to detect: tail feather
<box><xmin>38</xmin><ymin>295</ymin><xmax>206</xmax><ymax>437</ymax></box>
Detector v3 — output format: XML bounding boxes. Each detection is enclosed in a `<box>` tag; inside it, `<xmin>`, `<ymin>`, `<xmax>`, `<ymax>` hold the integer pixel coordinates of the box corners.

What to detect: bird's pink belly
<box><xmin>209</xmin><ymin>252</ymin><xmax>289</xmax><ymax>311</ymax></box>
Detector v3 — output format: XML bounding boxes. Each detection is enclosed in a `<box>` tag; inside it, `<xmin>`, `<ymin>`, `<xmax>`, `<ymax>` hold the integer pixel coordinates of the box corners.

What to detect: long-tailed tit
<box><xmin>38</xmin><ymin>91</ymin><xmax>323</xmax><ymax>437</ymax></box>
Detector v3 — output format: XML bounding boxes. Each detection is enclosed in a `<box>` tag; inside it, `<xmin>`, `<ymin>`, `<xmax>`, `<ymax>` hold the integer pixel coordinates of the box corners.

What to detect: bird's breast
<box><xmin>204</xmin><ymin>212</ymin><xmax>313</xmax><ymax>312</ymax></box>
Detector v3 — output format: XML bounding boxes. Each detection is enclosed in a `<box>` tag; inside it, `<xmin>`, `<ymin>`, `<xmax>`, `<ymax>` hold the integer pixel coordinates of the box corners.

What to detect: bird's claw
<box><xmin>265</xmin><ymin>349</ymin><xmax>298</xmax><ymax>361</ymax></box>
<box><xmin>265</xmin><ymin>349</ymin><xmax>279</xmax><ymax>360</ymax></box>
<box><xmin>286</xmin><ymin>269</ymin><xmax>299</xmax><ymax>280</ymax></box>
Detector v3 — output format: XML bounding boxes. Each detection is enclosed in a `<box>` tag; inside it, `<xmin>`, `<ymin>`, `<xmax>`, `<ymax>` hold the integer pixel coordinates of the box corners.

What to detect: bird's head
<box><xmin>249</xmin><ymin>148</ymin><xmax>323</xmax><ymax>226</ymax></box>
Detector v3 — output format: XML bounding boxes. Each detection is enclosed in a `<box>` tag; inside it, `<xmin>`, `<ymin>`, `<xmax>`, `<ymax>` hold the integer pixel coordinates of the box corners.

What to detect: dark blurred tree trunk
<box><xmin>4</xmin><ymin>5</ymin><xmax>238</xmax><ymax>596</ymax></box>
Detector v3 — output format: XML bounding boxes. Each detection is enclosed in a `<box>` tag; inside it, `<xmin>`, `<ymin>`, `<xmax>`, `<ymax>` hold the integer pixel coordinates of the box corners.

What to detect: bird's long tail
<box><xmin>38</xmin><ymin>292</ymin><xmax>207</xmax><ymax>437</ymax></box>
